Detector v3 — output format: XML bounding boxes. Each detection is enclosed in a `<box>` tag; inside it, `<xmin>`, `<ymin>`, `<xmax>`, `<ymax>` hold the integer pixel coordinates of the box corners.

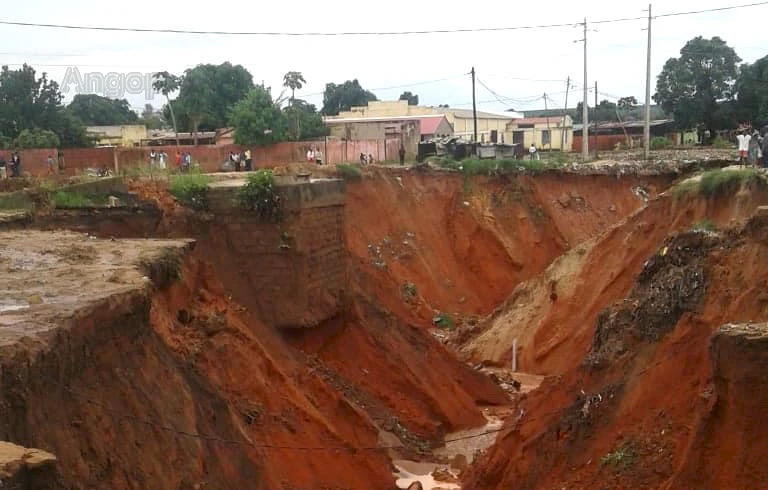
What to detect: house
<box><xmin>330</xmin><ymin>100</ymin><xmax>522</xmax><ymax>144</ymax></box>
<box><xmin>506</xmin><ymin>116</ymin><xmax>574</xmax><ymax>151</ymax></box>
<box><xmin>86</xmin><ymin>125</ymin><xmax>147</xmax><ymax>147</ymax></box>
<box><xmin>323</xmin><ymin>114</ymin><xmax>453</xmax><ymax>157</ymax></box>
<box><xmin>572</xmin><ymin>119</ymin><xmax>694</xmax><ymax>151</ymax></box>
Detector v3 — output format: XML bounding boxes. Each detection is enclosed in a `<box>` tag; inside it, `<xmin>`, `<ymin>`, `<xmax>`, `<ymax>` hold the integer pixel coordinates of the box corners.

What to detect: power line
<box><xmin>0</xmin><ymin>2</ymin><xmax>765</xmax><ymax>37</ymax></box>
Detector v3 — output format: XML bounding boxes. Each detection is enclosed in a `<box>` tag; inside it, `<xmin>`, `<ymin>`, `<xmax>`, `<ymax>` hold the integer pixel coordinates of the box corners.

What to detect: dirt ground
<box><xmin>2</xmin><ymin>161</ymin><xmax>767</xmax><ymax>490</ymax></box>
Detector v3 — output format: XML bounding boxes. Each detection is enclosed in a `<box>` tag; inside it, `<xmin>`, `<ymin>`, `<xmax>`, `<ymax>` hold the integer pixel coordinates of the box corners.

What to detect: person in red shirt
<box><xmin>175</xmin><ymin>151</ymin><xmax>182</xmax><ymax>167</ymax></box>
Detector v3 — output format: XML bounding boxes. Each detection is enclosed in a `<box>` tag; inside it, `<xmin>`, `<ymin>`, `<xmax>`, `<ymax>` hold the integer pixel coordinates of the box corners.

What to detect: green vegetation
<box><xmin>235</xmin><ymin>169</ymin><xmax>282</xmax><ymax>221</ymax></box>
<box><xmin>168</xmin><ymin>173</ymin><xmax>210</xmax><ymax>210</ymax></box>
<box><xmin>691</xmin><ymin>218</ymin><xmax>716</xmax><ymax>231</ymax></box>
<box><xmin>650</xmin><ymin>136</ymin><xmax>672</xmax><ymax>150</ymax></box>
<box><xmin>137</xmin><ymin>248</ymin><xmax>185</xmax><ymax>289</ymax></box>
<box><xmin>52</xmin><ymin>190</ymin><xmax>99</xmax><ymax>208</ymax></box>
<box><xmin>436</xmin><ymin>157</ymin><xmax>547</xmax><ymax>176</ymax></box>
<box><xmin>0</xmin><ymin>191</ymin><xmax>34</xmax><ymax>210</ymax></box>
<box><xmin>335</xmin><ymin>163</ymin><xmax>362</xmax><ymax>181</ymax></box>
<box><xmin>673</xmin><ymin>168</ymin><xmax>765</xmax><ymax>199</ymax></box>
<box><xmin>711</xmin><ymin>136</ymin><xmax>730</xmax><ymax>149</ymax></box>
<box><xmin>432</xmin><ymin>312</ymin><xmax>455</xmax><ymax>330</ymax></box>
<box><xmin>600</xmin><ymin>445</ymin><xmax>635</xmax><ymax>468</ymax></box>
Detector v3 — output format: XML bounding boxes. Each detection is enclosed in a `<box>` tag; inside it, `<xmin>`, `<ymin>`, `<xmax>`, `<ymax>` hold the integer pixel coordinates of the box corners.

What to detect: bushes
<box><xmin>711</xmin><ymin>136</ymin><xmax>730</xmax><ymax>149</ymax></box>
<box><xmin>168</xmin><ymin>173</ymin><xmax>210</xmax><ymax>210</ymax></box>
<box><xmin>235</xmin><ymin>169</ymin><xmax>282</xmax><ymax>222</ymax></box>
<box><xmin>52</xmin><ymin>190</ymin><xmax>97</xmax><ymax>208</ymax></box>
<box><xmin>650</xmin><ymin>136</ymin><xmax>672</xmax><ymax>150</ymax></box>
<box><xmin>335</xmin><ymin>163</ymin><xmax>362</xmax><ymax>181</ymax></box>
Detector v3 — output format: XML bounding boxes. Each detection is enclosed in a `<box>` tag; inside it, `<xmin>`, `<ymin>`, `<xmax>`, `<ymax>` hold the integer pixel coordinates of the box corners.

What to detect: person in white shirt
<box><xmin>737</xmin><ymin>131</ymin><xmax>751</xmax><ymax>164</ymax></box>
<box><xmin>307</xmin><ymin>148</ymin><xmax>315</xmax><ymax>163</ymax></box>
<box><xmin>529</xmin><ymin>143</ymin><xmax>538</xmax><ymax>161</ymax></box>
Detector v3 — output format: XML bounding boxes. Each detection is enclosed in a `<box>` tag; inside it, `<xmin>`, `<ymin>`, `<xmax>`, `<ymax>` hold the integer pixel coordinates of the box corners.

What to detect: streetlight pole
<box><xmin>644</xmin><ymin>4</ymin><xmax>653</xmax><ymax>160</ymax></box>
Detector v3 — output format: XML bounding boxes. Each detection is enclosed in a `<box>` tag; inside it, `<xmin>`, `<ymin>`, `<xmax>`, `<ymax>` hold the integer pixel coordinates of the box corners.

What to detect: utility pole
<box><xmin>582</xmin><ymin>18</ymin><xmax>589</xmax><ymax>162</ymax></box>
<box><xmin>561</xmin><ymin>76</ymin><xmax>570</xmax><ymax>151</ymax></box>
<box><xmin>471</xmin><ymin>67</ymin><xmax>478</xmax><ymax>144</ymax></box>
<box><xmin>544</xmin><ymin>93</ymin><xmax>551</xmax><ymax>150</ymax></box>
<box><xmin>643</xmin><ymin>4</ymin><xmax>652</xmax><ymax>160</ymax></box>
<box><xmin>594</xmin><ymin>81</ymin><xmax>598</xmax><ymax>158</ymax></box>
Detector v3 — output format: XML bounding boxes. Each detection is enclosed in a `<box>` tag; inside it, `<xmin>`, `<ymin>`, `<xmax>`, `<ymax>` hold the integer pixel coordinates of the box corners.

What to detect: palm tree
<box><xmin>152</xmin><ymin>71</ymin><xmax>181</xmax><ymax>146</ymax></box>
<box><xmin>283</xmin><ymin>71</ymin><xmax>306</xmax><ymax>103</ymax></box>
<box><xmin>283</xmin><ymin>71</ymin><xmax>306</xmax><ymax>139</ymax></box>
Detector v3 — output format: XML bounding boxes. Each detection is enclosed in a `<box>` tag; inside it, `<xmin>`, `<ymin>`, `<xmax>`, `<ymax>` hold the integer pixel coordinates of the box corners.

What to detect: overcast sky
<box><xmin>1</xmin><ymin>0</ymin><xmax>766</xmax><ymax>115</ymax></box>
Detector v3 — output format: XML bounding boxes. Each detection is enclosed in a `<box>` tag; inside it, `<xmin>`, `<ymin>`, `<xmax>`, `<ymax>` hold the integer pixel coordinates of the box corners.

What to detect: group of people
<box><xmin>149</xmin><ymin>150</ymin><xmax>169</xmax><ymax>169</ymax></box>
<box><xmin>736</xmin><ymin>128</ymin><xmax>768</xmax><ymax>167</ymax></box>
<box><xmin>0</xmin><ymin>152</ymin><xmax>22</xmax><ymax>178</ymax></box>
<box><xmin>227</xmin><ymin>149</ymin><xmax>253</xmax><ymax>171</ymax></box>
<box><xmin>306</xmin><ymin>147</ymin><xmax>324</xmax><ymax>165</ymax></box>
<box><xmin>0</xmin><ymin>151</ymin><xmax>66</xmax><ymax>178</ymax></box>
<box><xmin>359</xmin><ymin>152</ymin><xmax>375</xmax><ymax>165</ymax></box>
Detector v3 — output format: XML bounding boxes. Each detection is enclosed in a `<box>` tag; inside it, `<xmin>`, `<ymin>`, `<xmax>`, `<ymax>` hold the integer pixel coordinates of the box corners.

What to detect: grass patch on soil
<box><xmin>691</xmin><ymin>218</ymin><xmax>716</xmax><ymax>231</ymax></box>
<box><xmin>435</xmin><ymin>157</ymin><xmax>548</xmax><ymax>176</ymax></box>
<box><xmin>432</xmin><ymin>312</ymin><xmax>455</xmax><ymax>329</ymax></box>
<box><xmin>601</xmin><ymin>444</ymin><xmax>636</xmax><ymax>469</ymax></box>
<box><xmin>673</xmin><ymin>168</ymin><xmax>766</xmax><ymax>199</ymax></box>
<box><xmin>51</xmin><ymin>190</ymin><xmax>109</xmax><ymax>208</ymax></box>
<box><xmin>168</xmin><ymin>173</ymin><xmax>210</xmax><ymax>210</ymax></box>
<box><xmin>335</xmin><ymin>163</ymin><xmax>362</xmax><ymax>181</ymax></box>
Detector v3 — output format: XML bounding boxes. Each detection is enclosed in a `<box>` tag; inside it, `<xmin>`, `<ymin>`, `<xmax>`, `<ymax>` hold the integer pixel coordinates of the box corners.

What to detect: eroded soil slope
<box><xmin>464</xmin><ymin>190</ymin><xmax>768</xmax><ymax>490</ymax></box>
<box><xmin>345</xmin><ymin>169</ymin><xmax>671</xmax><ymax>327</ymax></box>
<box><xmin>459</xmin><ymin>178</ymin><xmax>768</xmax><ymax>373</ymax></box>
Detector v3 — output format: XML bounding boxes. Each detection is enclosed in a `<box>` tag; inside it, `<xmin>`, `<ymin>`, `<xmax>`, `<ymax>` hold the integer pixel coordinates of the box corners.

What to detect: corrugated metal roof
<box><xmin>573</xmin><ymin>119</ymin><xmax>674</xmax><ymax>131</ymax></box>
<box><xmin>419</xmin><ymin>116</ymin><xmax>448</xmax><ymax>134</ymax></box>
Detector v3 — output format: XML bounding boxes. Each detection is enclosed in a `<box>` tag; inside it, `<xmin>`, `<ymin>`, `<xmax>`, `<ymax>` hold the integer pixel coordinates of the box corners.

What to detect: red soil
<box><xmin>464</xmin><ymin>183</ymin><xmax>768</xmax><ymax>490</ymax></box>
<box><xmin>344</xmin><ymin>169</ymin><xmax>671</xmax><ymax>327</ymax></box>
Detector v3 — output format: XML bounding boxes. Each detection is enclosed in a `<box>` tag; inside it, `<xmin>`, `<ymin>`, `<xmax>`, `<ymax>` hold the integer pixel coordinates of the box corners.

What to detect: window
<box><xmin>542</xmin><ymin>130</ymin><xmax>551</xmax><ymax>146</ymax></box>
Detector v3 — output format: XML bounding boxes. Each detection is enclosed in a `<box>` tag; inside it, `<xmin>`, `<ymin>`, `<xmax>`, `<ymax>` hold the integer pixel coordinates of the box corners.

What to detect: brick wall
<box><xmin>8</xmin><ymin>138</ymin><xmax>403</xmax><ymax>178</ymax></box>
<box><xmin>205</xmin><ymin>181</ymin><xmax>345</xmax><ymax>328</ymax></box>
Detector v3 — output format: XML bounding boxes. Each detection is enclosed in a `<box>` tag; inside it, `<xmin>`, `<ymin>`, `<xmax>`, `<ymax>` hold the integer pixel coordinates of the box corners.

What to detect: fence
<box><xmin>7</xmin><ymin>138</ymin><xmax>404</xmax><ymax>177</ymax></box>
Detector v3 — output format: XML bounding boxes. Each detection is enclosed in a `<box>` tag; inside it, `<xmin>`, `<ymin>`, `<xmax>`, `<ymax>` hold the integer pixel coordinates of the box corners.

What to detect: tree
<box><xmin>735</xmin><ymin>55</ymin><xmax>768</xmax><ymax>125</ymax></box>
<box><xmin>152</xmin><ymin>71</ymin><xmax>181</xmax><ymax>145</ymax></box>
<box><xmin>654</xmin><ymin>36</ymin><xmax>741</xmax><ymax>132</ymax></box>
<box><xmin>399</xmin><ymin>91</ymin><xmax>419</xmax><ymax>105</ymax></box>
<box><xmin>14</xmin><ymin>128</ymin><xmax>60</xmax><ymax>148</ymax></box>
<box><xmin>0</xmin><ymin>64</ymin><xmax>90</xmax><ymax>147</ymax></box>
<box><xmin>283</xmin><ymin>100</ymin><xmax>328</xmax><ymax>140</ymax></box>
<box><xmin>617</xmin><ymin>96</ymin><xmax>638</xmax><ymax>110</ymax></box>
<box><xmin>321</xmin><ymin>80</ymin><xmax>377</xmax><ymax>115</ymax></box>
<box><xmin>229</xmin><ymin>86</ymin><xmax>287</xmax><ymax>146</ymax></box>
<box><xmin>574</xmin><ymin>99</ymin><xmax>618</xmax><ymax>123</ymax></box>
<box><xmin>139</xmin><ymin>103</ymin><xmax>164</xmax><ymax>130</ymax></box>
<box><xmin>162</xmin><ymin>63</ymin><xmax>254</xmax><ymax>144</ymax></box>
<box><xmin>67</xmin><ymin>94</ymin><xmax>138</xmax><ymax>126</ymax></box>
<box><xmin>283</xmin><ymin>71</ymin><xmax>306</xmax><ymax>102</ymax></box>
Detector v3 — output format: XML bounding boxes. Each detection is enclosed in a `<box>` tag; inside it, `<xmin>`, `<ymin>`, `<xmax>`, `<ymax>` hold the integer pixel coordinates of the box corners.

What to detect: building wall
<box><xmin>87</xmin><ymin>125</ymin><xmax>147</xmax><ymax>147</ymax></box>
<box><xmin>326</xmin><ymin>120</ymin><xmax>421</xmax><ymax>158</ymax></box>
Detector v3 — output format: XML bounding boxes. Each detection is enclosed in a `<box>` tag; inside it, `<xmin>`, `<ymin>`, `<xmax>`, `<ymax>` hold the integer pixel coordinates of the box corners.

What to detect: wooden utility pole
<box><xmin>644</xmin><ymin>4</ymin><xmax>653</xmax><ymax>160</ymax></box>
<box><xmin>582</xmin><ymin>18</ymin><xmax>589</xmax><ymax>162</ymax></box>
<box><xmin>561</xmin><ymin>76</ymin><xmax>570</xmax><ymax>151</ymax></box>
<box><xmin>471</xmin><ymin>67</ymin><xmax>478</xmax><ymax>143</ymax></box>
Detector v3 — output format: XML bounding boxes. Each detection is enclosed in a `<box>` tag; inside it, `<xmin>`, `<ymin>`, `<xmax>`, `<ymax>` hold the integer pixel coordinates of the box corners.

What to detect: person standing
<box><xmin>529</xmin><ymin>143</ymin><xmax>538</xmax><ymax>161</ymax></box>
<box><xmin>10</xmin><ymin>151</ymin><xmax>20</xmax><ymax>177</ymax></box>
<box><xmin>57</xmin><ymin>151</ymin><xmax>65</xmax><ymax>173</ymax></box>
<box><xmin>244</xmin><ymin>148</ymin><xmax>252</xmax><ymax>171</ymax></box>
<box><xmin>46</xmin><ymin>154</ymin><xmax>55</xmax><ymax>175</ymax></box>
<box><xmin>748</xmin><ymin>130</ymin><xmax>760</xmax><ymax>166</ymax></box>
<box><xmin>737</xmin><ymin>131</ymin><xmax>750</xmax><ymax>164</ymax></box>
<box><xmin>175</xmin><ymin>151</ymin><xmax>182</xmax><ymax>168</ymax></box>
<box><xmin>158</xmin><ymin>151</ymin><xmax>167</xmax><ymax>170</ymax></box>
<box><xmin>762</xmin><ymin>133</ymin><xmax>768</xmax><ymax>168</ymax></box>
<box><xmin>399</xmin><ymin>145</ymin><xmax>406</xmax><ymax>165</ymax></box>
<box><xmin>315</xmin><ymin>148</ymin><xmax>323</xmax><ymax>165</ymax></box>
<box><xmin>306</xmin><ymin>148</ymin><xmax>315</xmax><ymax>163</ymax></box>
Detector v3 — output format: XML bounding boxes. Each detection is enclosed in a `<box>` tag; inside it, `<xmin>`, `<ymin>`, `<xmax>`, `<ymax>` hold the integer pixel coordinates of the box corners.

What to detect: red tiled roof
<box><xmin>419</xmin><ymin>116</ymin><xmax>446</xmax><ymax>134</ymax></box>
